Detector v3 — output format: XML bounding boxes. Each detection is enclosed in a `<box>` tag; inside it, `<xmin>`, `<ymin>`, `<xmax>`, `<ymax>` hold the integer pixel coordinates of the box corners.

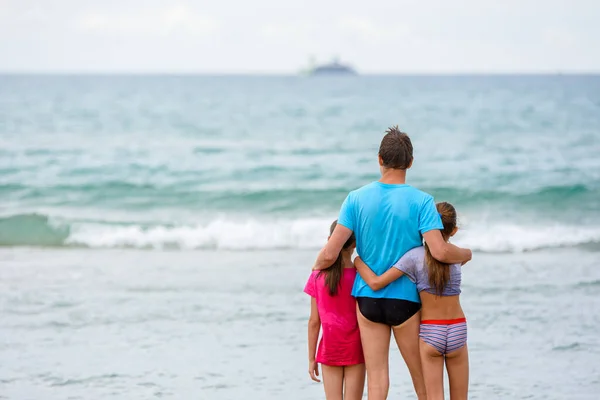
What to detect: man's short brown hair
<box><xmin>378</xmin><ymin>126</ymin><xmax>413</xmax><ymax>169</ymax></box>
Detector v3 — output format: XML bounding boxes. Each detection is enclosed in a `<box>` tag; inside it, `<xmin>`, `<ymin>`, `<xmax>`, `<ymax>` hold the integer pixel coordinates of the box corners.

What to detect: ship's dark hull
<box><xmin>310</xmin><ymin>65</ymin><xmax>356</xmax><ymax>75</ymax></box>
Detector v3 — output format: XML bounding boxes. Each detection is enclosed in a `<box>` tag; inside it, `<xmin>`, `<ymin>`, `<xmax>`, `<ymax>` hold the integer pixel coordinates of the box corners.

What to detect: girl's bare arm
<box><xmin>307</xmin><ymin>298</ymin><xmax>321</xmax><ymax>382</ymax></box>
<box><xmin>354</xmin><ymin>257</ymin><xmax>404</xmax><ymax>291</ymax></box>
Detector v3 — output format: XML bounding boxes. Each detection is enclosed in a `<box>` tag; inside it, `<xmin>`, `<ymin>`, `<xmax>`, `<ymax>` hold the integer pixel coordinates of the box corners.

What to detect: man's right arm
<box><xmin>422</xmin><ymin>230</ymin><xmax>472</xmax><ymax>265</ymax></box>
<box><xmin>312</xmin><ymin>224</ymin><xmax>353</xmax><ymax>271</ymax></box>
<box><xmin>312</xmin><ymin>192</ymin><xmax>355</xmax><ymax>270</ymax></box>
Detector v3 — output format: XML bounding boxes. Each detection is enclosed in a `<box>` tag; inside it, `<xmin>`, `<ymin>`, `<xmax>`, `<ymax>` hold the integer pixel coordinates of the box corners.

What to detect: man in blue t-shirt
<box><xmin>312</xmin><ymin>126</ymin><xmax>472</xmax><ymax>400</ymax></box>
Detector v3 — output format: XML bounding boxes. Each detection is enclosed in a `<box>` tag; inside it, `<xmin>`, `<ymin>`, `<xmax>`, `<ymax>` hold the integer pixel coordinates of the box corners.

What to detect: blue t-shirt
<box><xmin>338</xmin><ymin>182</ymin><xmax>443</xmax><ymax>302</ymax></box>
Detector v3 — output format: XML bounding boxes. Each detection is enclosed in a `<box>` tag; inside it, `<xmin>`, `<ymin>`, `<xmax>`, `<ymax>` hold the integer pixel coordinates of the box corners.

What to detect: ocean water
<box><xmin>1</xmin><ymin>75</ymin><xmax>599</xmax><ymax>399</ymax></box>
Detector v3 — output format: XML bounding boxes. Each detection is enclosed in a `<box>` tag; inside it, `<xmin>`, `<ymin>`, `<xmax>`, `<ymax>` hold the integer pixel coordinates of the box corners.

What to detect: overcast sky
<box><xmin>1</xmin><ymin>0</ymin><xmax>599</xmax><ymax>73</ymax></box>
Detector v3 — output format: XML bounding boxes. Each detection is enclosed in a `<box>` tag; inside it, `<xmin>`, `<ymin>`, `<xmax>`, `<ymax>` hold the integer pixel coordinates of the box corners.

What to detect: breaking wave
<box><xmin>1</xmin><ymin>213</ymin><xmax>600</xmax><ymax>253</ymax></box>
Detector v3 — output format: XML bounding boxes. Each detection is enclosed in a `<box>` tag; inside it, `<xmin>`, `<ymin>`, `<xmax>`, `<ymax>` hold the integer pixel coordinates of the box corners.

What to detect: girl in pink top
<box><xmin>305</xmin><ymin>220</ymin><xmax>365</xmax><ymax>400</ymax></box>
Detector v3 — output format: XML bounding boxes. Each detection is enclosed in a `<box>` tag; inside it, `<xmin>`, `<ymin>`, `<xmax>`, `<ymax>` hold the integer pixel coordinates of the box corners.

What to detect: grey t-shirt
<box><xmin>392</xmin><ymin>246</ymin><xmax>462</xmax><ymax>296</ymax></box>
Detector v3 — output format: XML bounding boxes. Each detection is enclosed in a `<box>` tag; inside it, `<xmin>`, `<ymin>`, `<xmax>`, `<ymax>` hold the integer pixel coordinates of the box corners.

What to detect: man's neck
<box><xmin>379</xmin><ymin>168</ymin><xmax>407</xmax><ymax>184</ymax></box>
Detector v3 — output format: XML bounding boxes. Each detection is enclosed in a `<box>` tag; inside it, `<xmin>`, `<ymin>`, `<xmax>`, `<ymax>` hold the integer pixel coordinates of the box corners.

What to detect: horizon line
<box><xmin>1</xmin><ymin>70</ymin><xmax>600</xmax><ymax>76</ymax></box>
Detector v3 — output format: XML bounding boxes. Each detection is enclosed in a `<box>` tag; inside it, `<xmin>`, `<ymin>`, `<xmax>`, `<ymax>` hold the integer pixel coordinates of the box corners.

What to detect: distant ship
<box><xmin>302</xmin><ymin>57</ymin><xmax>357</xmax><ymax>76</ymax></box>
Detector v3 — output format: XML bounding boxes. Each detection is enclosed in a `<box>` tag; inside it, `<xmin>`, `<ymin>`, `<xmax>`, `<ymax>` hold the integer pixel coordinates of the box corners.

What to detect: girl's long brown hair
<box><xmin>318</xmin><ymin>220</ymin><xmax>356</xmax><ymax>296</ymax></box>
<box><xmin>424</xmin><ymin>202</ymin><xmax>457</xmax><ymax>296</ymax></box>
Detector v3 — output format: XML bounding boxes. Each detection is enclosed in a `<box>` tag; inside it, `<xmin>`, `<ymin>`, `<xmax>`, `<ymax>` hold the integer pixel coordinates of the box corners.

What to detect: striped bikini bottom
<box><xmin>419</xmin><ymin>318</ymin><xmax>467</xmax><ymax>355</ymax></box>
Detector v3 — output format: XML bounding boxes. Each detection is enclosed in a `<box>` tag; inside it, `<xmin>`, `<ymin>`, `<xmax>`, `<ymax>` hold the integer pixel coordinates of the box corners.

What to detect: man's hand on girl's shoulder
<box><xmin>461</xmin><ymin>249</ymin><xmax>473</xmax><ymax>266</ymax></box>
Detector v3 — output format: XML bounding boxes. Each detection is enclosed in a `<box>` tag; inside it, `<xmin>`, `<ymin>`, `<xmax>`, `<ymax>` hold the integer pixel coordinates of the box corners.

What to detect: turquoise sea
<box><xmin>1</xmin><ymin>75</ymin><xmax>599</xmax><ymax>399</ymax></box>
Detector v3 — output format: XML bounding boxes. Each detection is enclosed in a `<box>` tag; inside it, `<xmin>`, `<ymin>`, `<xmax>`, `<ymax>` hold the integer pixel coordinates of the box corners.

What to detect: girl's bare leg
<box><xmin>357</xmin><ymin>305</ymin><xmax>391</xmax><ymax>400</ymax></box>
<box><xmin>343</xmin><ymin>363</ymin><xmax>366</xmax><ymax>400</ymax></box>
<box><xmin>445</xmin><ymin>345</ymin><xmax>469</xmax><ymax>400</ymax></box>
<box><xmin>419</xmin><ymin>339</ymin><xmax>445</xmax><ymax>400</ymax></box>
<box><xmin>322</xmin><ymin>365</ymin><xmax>344</xmax><ymax>400</ymax></box>
<box><xmin>392</xmin><ymin>311</ymin><xmax>427</xmax><ymax>400</ymax></box>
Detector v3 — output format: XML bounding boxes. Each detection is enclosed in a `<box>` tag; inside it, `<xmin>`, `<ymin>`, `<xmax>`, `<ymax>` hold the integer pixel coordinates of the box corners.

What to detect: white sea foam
<box><xmin>455</xmin><ymin>223</ymin><xmax>600</xmax><ymax>253</ymax></box>
<box><xmin>65</xmin><ymin>218</ymin><xmax>600</xmax><ymax>253</ymax></box>
<box><xmin>66</xmin><ymin>218</ymin><xmax>332</xmax><ymax>250</ymax></box>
